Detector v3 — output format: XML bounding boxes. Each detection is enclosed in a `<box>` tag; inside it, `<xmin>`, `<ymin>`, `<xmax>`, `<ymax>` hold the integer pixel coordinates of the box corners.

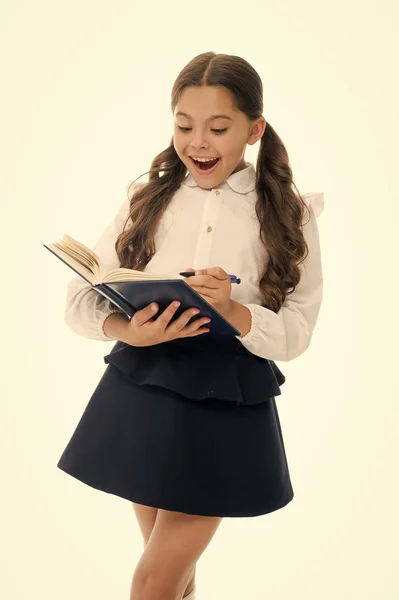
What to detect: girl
<box><xmin>57</xmin><ymin>51</ymin><xmax>324</xmax><ymax>600</ymax></box>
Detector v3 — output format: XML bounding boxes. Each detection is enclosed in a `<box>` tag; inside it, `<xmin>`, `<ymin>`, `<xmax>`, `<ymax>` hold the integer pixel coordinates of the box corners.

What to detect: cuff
<box><xmin>236</xmin><ymin>303</ymin><xmax>260</xmax><ymax>343</ymax></box>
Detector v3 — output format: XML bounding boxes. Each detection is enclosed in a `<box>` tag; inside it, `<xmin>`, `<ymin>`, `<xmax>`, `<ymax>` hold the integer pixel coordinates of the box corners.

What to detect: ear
<box><xmin>247</xmin><ymin>117</ymin><xmax>267</xmax><ymax>146</ymax></box>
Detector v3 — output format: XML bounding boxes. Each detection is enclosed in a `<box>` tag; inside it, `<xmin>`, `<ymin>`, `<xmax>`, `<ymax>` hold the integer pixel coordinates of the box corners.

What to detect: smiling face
<box><xmin>173</xmin><ymin>86</ymin><xmax>266</xmax><ymax>189</ymax></box>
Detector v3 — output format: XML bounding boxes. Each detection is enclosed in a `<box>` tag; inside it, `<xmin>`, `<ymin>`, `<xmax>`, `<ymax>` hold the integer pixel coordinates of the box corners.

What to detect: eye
<box><xmin>177</xmin><ymin>126</ymin><xmax>228</xmax><ymax>135</ymax></box>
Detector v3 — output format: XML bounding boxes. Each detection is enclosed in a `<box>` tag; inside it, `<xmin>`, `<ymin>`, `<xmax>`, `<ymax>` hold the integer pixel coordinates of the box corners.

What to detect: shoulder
<box><xmin>125</xmin><ymin>179</ymin><xmax>147</xmax><ymax>202</ymax></box>
<box><xmin>116</xmin><ymin>180</ymin><xmax>147</xmax><ymax>222</ymax></box>
<box><xmin>301</xmin><ymin>192</ymin><xmax>324</xmax><ymax>218</ymax></box>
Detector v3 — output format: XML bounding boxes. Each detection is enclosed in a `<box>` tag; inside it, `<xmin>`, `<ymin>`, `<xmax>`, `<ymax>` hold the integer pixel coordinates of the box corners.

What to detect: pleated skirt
<box><xmin>57</xmin><ymin>335</ymin><xmax>294</xmax><ymax>518</ymax></box>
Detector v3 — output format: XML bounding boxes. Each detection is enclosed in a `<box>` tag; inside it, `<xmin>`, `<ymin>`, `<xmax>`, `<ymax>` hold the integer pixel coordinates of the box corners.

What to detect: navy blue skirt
<box><xmin>57</xmin><ymin>335</ymin><xmax>294</xmax><ymax>517</ymax></box>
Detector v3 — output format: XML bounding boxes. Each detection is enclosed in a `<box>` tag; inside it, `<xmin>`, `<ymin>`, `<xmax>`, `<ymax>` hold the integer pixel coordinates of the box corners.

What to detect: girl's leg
<box><xmin>132</xmin><ymin>502</ymin><xmax>196</xmax><ymax>598</ymax></box>
<box><xmin>130</xmin><ymin>506</ymin><xmax>223</xmax><ymax>600</ymax></box>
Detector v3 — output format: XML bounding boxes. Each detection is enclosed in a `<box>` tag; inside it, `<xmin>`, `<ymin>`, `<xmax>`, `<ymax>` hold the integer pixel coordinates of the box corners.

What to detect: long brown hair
<box><xmin>115</xmin><ymin>51</ymin><xmax>311</xmax><ymax>313</ymax></box>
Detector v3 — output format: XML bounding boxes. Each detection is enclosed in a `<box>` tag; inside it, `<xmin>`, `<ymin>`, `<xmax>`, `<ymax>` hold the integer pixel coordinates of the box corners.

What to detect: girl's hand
<box><xmin>183</xmin><ymin>266</ymin><xmax>233</xmax><ymax>318</ymax></box>
<box><xmin>123</xmin><ymin>300</ymin><xmax>211</xmax><ymax>347</ymax></box>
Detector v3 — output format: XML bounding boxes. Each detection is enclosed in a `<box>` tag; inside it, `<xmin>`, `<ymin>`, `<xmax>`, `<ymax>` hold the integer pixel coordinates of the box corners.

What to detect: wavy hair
<box><xmin>115</xmin><ymin>51</ymin><xmax>311</xmax><ymax>313</ymax></box>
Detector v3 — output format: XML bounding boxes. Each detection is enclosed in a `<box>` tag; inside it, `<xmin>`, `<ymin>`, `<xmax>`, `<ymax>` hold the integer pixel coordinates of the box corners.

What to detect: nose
<box><xmin>189</xmin><ymin>130</ymin><xmax>210</xmax><ymax>150</ymax></box>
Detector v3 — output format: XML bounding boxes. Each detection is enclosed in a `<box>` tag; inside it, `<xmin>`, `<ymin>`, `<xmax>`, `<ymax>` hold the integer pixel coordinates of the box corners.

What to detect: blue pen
<box><xmin>179</xmin><ymin>271</ymin><xmax>241</xmax><ymax>284</ymax></box>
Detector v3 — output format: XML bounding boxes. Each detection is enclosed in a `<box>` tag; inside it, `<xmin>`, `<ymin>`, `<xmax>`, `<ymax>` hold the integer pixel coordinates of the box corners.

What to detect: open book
<box><xmin>44</xmin><ymin>234</ymin><xmax>241</xmax><ymax>336</ymax></box>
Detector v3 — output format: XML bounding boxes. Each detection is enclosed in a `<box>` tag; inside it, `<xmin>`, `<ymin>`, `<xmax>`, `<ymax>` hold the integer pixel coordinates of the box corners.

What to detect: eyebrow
<box><xmin>175</xmin><ymin>112</ymin><xmax>233</xmax><ymax>121</ymax></box>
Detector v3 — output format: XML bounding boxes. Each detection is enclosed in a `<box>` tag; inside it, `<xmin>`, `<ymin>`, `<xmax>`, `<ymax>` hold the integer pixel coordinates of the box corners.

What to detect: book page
<box><xmin>51</xmin><ymin>233</ymin><xmax>186</xmax><ymax>283</ymax></box>
<box><xmin>102</xmin><ymin>268</ymin><xmax>186</xmax><ymax>283</ymax></box>
<box><xmin>57</xmin><ymin>234</ymin><xmax>100</xmax><ymax>276</ymax></box>
<box><xmin>46</xmin><ymin>243</ymin><xmax>97</xmax><ymax>285</ymax></box>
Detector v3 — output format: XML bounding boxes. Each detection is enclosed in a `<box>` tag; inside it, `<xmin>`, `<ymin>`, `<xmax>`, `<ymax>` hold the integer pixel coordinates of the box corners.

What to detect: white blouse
<box><xmin>64</xmin><ymin>161</ymin><xmax>324</xmax><ymax>362</ymax></box>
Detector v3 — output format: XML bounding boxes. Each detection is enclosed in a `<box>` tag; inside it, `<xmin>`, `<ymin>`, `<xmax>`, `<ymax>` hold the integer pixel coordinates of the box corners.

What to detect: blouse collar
<box><xmin>183</xmin><ymin>160</ymin><xmax>256</xmax><ymax>194</ymax></box>
<box><xmin>182</xmin><ymin>161</ymin><xmax>324</xmax><ymax>216</ymax></box>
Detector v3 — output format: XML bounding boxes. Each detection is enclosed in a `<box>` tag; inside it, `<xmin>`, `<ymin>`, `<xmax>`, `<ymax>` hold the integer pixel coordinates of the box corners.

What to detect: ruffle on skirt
<box><xmin>103</xmin><ymin>335</ymin><xmax>285</xmax><ymax>406</ymax></box>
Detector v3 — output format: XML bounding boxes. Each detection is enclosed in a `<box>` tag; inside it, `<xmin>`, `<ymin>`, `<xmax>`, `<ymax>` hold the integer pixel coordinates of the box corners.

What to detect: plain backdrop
<box><xmin>1</xmin><ymin>1</ymin><xmax>398</xmax><ymax>599</ymax></box>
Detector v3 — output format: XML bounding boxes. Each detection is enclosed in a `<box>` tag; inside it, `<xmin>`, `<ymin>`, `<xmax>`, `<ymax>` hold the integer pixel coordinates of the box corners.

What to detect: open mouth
<box><xmin>190</xmin><ymin>157</ymin><xmax>221</xmax><ymax>174</ymax></box>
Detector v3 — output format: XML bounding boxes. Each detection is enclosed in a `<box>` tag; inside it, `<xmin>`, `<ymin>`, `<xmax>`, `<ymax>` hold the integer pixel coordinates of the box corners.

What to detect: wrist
<box><xmin>102</xmin><ymin>312</ymin><xmax>130</xmax><ymax>342</ymax></box>
<box><xmin>226</xmin><ymin>300</ymin><xmax>252</xmax><ymax>337</ymax></box>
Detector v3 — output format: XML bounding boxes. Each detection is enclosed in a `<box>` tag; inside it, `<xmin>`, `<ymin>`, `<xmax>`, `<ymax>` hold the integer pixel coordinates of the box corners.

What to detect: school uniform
<box><xmin>57</xmin><ymin>161</ymin><xmax>324</xmax><ymax>518</ymax></box>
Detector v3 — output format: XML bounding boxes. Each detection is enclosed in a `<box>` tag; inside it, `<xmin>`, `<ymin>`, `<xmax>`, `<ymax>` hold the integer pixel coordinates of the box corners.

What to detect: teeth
<box><xmin>192</xmin><ymin>157</ymin><xmax>219</xmax><ymax>162</ymax></box>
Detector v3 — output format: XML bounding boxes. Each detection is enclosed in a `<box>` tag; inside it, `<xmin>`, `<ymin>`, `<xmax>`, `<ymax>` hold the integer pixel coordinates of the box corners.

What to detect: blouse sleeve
<box><xmin>64</xmin><ymin>184</ymin><xmax>142</xmax><ymax>341</ymax></box>
<box><xmin>236</xmin><ymin>192</ymin><xmax>324</xmax><ymax>361</ymax></box>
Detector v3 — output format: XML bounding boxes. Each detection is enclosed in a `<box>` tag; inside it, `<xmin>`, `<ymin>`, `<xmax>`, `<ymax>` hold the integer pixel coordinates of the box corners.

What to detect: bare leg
<box><xmin>132</xmin><ymin>502</ymin><xmax>196</xmax><ymax>598</ymax></box>
<box><xmin>130</xmin><ymin>506</ymin><xmax>223</xmax><ymax>600</ymax></box>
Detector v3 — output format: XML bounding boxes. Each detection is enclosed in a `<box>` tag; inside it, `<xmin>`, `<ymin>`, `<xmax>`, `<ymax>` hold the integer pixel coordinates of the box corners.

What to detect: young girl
<box><xmin>57</xmin><ymin>51</ymin><xmax>324</xmax><ymax>600</ymax></box>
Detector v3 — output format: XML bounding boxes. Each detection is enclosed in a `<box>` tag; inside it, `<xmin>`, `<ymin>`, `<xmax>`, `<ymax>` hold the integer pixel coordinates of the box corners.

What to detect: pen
<box><xmin>179</xmin><ymin>271</ymin><xmax>241</xmax><ymax>284</ymax></box>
